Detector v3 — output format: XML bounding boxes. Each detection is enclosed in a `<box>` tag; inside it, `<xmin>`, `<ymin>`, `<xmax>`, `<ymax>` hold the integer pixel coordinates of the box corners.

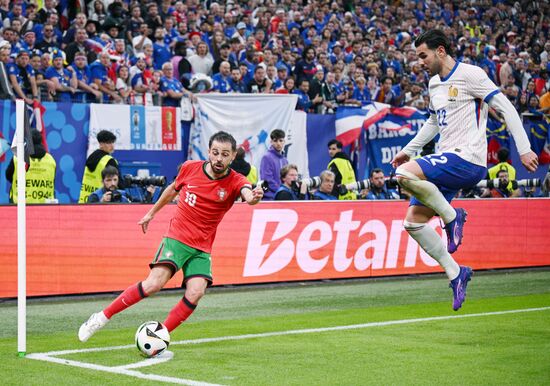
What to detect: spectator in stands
<box><xmin>152</xmin><ymin>26</ymin><xmax>171</xmax><ymax>70</ymax></box>
<box><xmin>321</xmin><ymin>71</ymin><xmax>338</xmax><ymax>113</ymax></box>
<box><xmin>159</xmin><ymin>62</ymin><xmax>191</xmax><ymax>107</ymax></box>
<box><xmin>294</xmin><ymin>46</ymin><xmax>317</xmax><ymax>84</ymax></box>
<box><xmin>188</xmin><ymin>41</ymin><xmax>213</xmax><ymax>76</ymax></box>
<box><xmin>124</xmin><ymin>4</ymin><xmax>144</xmax><ymax>43</ymax></box>
<box><xmin>327</xmin><ymin>139</ymin><xmax>357</xmax><ymax>200</ymax></box>
<box><xmin>374</xmin><ymin>76</ymin><xmax>397</xmax><ymax>105</ymax></box>
<box><xmin>350</xmin><ymin>76</ymin><xmax>371</xmax><ymax>106</ymax></box>
<box><xmin>246</xmin><ymin>65</ymin><xmax>272</xmax><ymax>94</ymax></box>
<box><xmin>30</xmin><ymin>52</ymin><xmax>53</xmax><ymax>100</ymax></box>
<box><xmin>229</xmin><ymin>66</ymin><xmax>246</xmax><ymax>93</ymax></box>
<box><xmin>69</xmin><ymin>51</ymin><xmax>102</xmax><ymax>103</ymax></box>
<box><xmin>230</xmin><ymin>147</ymin><xmax>258</xmax><ymax>185</ymax></box>
<box><xmin>65</xmin><ymin>28</ymin><xmax>92</xmax><ymax>65</ymax></box>
<box><xmin>274</xmin><ymin>164</ymin><xmax>308</xmax><ymax>200</ymax></box>
<box><xmin>6</xmin><ymin>129</ymin><xmax>56</xmax><ymax>204</ymax></box>
<box><xmin>45</xmin><ymin>50</ymin><xmax>78</xmax><ymax>102</ymax></box>
<box><xmin>7</xmin><ymin>50</ymin><xmax>38</xmax><ymax>104</ymax></box>
<box><xmin>116</xmin><ymin>64</ymin><xmax>132</xmax><ymax>104</ymax></box>
<box><xmin>363</xmin><ymin>168</ymin><xmax>400</xmax><ymax>200</ymax></box>
<box><xmin>308</xmin><ymin>65</ymin><xmax>325</xmax><ymax>113</ymax></box>
<box><xmin>36</xmin><ymin>23</ymin><xmax>61</xmax><ymax>53</ymax></box>
<box><xmin>294</xmin><ymin>79</ymin><xmax>322</xmax><ymax>112</ymax></box>
<box><xmin>90</xmin><ymin>51</ymin><xmax>122</xmax><ymax>103</ymax></box>
<box><xmin>62</xmin><ymin>12</ymin><xmax>87</xmax><ymax>47</ymax></box>
<box><xmin>212</xmin><ymin>61</ymin><xmax>232</xmax><ymax>93</ymax></box>
<box><xmin>79</xmin><ymin>130</ymin><xmax>120</xmax><ymax>203</ymax></box>
<box><xmin>132</xmin><ymin>23</ymin><xmax>153</xmax><ymax>56</ymax></box>
<box><xmin>87</xmin><ymin>166</ymin><xmax>130</xmax><ymax>203</ymax></box>
<box><xmin>88</xmin><ymin>0</ymin><xmax>107</xmax><ymax>27</ymax></box>
<box><xmin>312</xmin><ymin>170</ymin><xmax>338</xmax><ymax>200</ymax></box>
<box><xmin>212</xmin><ymin>42</ymin><xmax>233</xmax><ymax>75</ymax></box>
<box><xmin>260</xmin><ymin>129</ymin><xmax>288</xmax><ymax>200</ymax></box>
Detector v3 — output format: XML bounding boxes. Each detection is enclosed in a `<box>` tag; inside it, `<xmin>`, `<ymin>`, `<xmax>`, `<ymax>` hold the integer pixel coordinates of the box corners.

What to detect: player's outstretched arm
<box><xmin>242</xmin><ymin>186</ymin><xmax>264</xmax><ymax>205</ymax></box>
<box><xmin>489</xmin><ymin>92</ymin><xmax>539</xmax><ymax>172</ymax></box>
<box><xmin>138</xmin><ymin>182</ymin><xmax>179</xmax><ymax>233</ymax></box>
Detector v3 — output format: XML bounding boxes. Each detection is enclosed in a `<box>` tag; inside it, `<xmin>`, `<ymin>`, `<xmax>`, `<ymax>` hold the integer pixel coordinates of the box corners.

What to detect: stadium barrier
<box><xmin>1</xmin><ymin>199</ymin><xmax>549</xmax><ymax>298</ymax></box>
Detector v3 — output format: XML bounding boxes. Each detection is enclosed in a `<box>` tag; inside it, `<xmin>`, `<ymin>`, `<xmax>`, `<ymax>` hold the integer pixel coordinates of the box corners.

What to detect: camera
<box><xmin>124</xmin><ymin>175</ymin><xmax>166</xmax><ymax>187</ymax></box>
<box><xmin>339</xmin><ymin>179</ymin><xmax>371</xmax><ymax>195</ymax></box>
<box><xmin>476</xmin><ymin>178</ymin><xmax>540</xmax><ymax>190</ymax></box>
<box><xmin>255</xmin><ymin>179</ymin><xmax>269</xmax><ymax>192</ymax></box>
<box><xmin>122</xmin><ymin>174</ymin><xmax>167</xmax><ymax>203</ymax></box>
<box><xmin>339</xmin><ymin>176</ymin><xmax>399</xmax><ymax>195</ymax></box>
<box><xmin>110</xmin><ymin>189</ymin><xmax>122</xmax><ymax>202</ymax></box>
<box><xmin>299</xmin><ymin>176</ymin><xmax>321</xmax><ymax>189</ymax></box>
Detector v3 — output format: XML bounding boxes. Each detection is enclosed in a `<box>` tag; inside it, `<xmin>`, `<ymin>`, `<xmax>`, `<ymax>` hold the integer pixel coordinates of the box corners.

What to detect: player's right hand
<box><xmin>390</xmin><ymin>151</ymin><xmax>410</xmax><ymax>169</ymax></box>
<box><xmin>138</xmin><ymin>213</ymin><xmax>154</xmax><ymax>234</ymax></box>
<box><xmin>520</xmin><ymin>151</ymin><xmax>539</xmax><ymax>172</ymax></box>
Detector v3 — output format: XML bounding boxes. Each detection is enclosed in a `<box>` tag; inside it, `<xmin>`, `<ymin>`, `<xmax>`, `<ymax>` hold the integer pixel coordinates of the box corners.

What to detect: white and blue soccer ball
<box><xmin>135</xmin><ymin>321</ymin><xmax>171</xmax><ymax>357</ymax></box>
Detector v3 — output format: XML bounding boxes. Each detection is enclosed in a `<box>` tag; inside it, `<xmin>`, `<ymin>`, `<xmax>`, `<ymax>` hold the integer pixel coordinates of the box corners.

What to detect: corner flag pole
<box><xmin>16</xmin><ymin>99</ymin><xmax>26</xmax><ymax>357</ymax></box>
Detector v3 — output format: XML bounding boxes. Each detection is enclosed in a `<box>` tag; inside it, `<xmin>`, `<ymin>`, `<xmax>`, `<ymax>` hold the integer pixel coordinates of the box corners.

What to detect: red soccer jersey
<box><xmin>166</xmin><ymin>160</ymin><xmax>250</xmax><ymax>253</ymax></box>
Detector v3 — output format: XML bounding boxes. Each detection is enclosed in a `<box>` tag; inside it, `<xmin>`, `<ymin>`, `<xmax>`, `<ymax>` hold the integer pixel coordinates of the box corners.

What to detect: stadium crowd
<box><xmin>0</xmin><ymin>0</ymin><xmax>548</xmax><ymax>115</ymax></box>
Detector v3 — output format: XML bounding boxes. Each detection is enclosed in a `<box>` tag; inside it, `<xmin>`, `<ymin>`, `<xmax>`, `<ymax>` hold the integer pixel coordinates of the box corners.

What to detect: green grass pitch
<box><xmin>1</xmin><ymin>269</ymin><xmax>549</xmax><ymax>385</ymax></box>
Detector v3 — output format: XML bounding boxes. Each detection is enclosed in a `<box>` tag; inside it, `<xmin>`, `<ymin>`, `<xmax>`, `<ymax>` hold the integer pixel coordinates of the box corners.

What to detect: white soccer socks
<box><xmin>403</xmin><ymin>220</ymin><xmax>460</xmax><ymax>280</ymax></box>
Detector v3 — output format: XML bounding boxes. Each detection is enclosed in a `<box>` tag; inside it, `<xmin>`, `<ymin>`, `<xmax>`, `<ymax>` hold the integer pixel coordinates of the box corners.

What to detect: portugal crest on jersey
<box><xmin>217</xmin><ymin>188</ymin><xmax>227</xmax><ymax>201</ymax></box>
<box><xmin>448</xmin><ymin>85</ymin><xmax>458</xmax><ymax>101</ymax></box>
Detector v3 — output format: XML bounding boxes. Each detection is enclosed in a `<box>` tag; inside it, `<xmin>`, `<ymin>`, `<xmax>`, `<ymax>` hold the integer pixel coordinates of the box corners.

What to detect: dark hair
<box><xmin>381</xmin><ymin>76</ymin><xmax>392</xmax><ymax>84</ymax></box>
<box><xmin>414</xmin><ymin>29</ymin><xmax>453</xmax><ymax>56</ymax></box>
<box><xmin>369</xmin><ymin>168</ymin><xmax>384</xmax><ymax>178</ymax></box>
<box><xmin>174</xmin><ymin>41</ymin><xmax>187</xmax><ymax>57</ymax></box>
<box><xmin>101</xmin><ymin>165</ymin><xmax>119</xmax><ymax>180</ymax></box>
<box><xmin>209</xmin><ymin>131</ymin><xmax>237</xmax><ymax>151</ymax></box>
<box><xmin>327</xmin><ymin>139</ymin><xmax>342</xmax><ymax>149</ymax></box>
<box><xmin>270</xmin><ymin>129</ymin><xmax>285</xmax><ymax>140</ymax></box>
<box><xmin>236</xmin><ymin>147</ymin><xmax>245</xmax><ymax>159</ymax></box>
<box><xmin>97</xmin><ymin>130</ymin><xmax>116</xmax><ymax>143</ymax></box>
<box><xmin>497</xmin><ymin>147</ymin><xmax>510</xmax><ymax>163</ymax></box>
<box><xmin>31</xmin><ymin>129</ymin><xmax>42</xmax><ymax>145</ymax></box>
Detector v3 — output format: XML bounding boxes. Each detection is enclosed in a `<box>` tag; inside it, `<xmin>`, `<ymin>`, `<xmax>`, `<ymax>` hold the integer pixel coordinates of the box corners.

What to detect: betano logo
<box><xmin>243</xmin><ymin>209</ymin><xmax>442</xmax><ymax>277</ymax></box>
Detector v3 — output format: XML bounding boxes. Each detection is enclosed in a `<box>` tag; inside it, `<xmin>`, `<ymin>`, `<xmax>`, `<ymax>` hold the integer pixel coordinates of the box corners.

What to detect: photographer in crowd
<box><xmin>274</xmin><ymin>164</ymin><xmax>308</xmax><ymax>200</ymax></box>
<box><xmin>363</xmin><ymin>168</ymin><xmax>400</xmax><ymax>200</ymax></box>
<box><xmin>87</xmin><ymin>166</ymin><xmax>130</xmax><ymax>203</ymax></box>
<box><xmin>480</xmin><ymin>169</ymin><xmax>521</xmax><ymax>198</ymax></box>
<box><xmin>312</xmin><ymin>170</ymin><xmax>338</xmax><ymax>200</ymax></box>
<box><xmin>327</xmin><ymin>139</ymin><xmax>357</xmax><ymax>200</ymax></box>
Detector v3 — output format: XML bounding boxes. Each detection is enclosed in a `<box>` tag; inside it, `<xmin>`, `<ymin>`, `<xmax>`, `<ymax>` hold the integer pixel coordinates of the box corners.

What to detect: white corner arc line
<box><xmin>26</xmin><ymin>306</ymin><xmax>550</xmax><ymax>385</ymax></box>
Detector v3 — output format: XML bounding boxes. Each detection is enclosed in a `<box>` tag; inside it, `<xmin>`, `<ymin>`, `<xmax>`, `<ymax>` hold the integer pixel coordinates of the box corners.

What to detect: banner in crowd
<box><xmin>188</xmin><ymin>94</ymin><xmax>307</xmax><ymax>175</ymax></box>
<box><xmin>1</xmin><ymin>199</ymin><xmax>549</xmax><ymax>297</ymax></box>
<box><xmin>335</xmin><ymin>105</ymin><xmax>428</xmax><ymax>177</ymax></box>
<box><xmin>89</xmin><ymin>104</ymin><xmax>182</xmax><ymax>155</ymax></box>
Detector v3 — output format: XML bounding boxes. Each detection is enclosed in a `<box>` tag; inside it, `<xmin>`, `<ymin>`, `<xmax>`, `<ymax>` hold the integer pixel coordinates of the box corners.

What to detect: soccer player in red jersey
<box><xmin>79</xmin><ymin>131</ymin><xmax>264</xmax><ymax>341</ymax></box>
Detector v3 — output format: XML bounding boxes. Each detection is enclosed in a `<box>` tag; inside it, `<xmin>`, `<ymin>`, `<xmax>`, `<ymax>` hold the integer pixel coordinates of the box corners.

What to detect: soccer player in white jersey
<box><xmin>391</xmin><ymin>30</ymin><xmax>539</xmax><ymax>311</ymax></box>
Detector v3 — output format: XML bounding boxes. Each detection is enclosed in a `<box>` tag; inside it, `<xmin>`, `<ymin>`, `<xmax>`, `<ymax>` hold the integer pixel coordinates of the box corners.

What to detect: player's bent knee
<box><xmin>185</xmin><ymin>287</ymin><xmax>205</xmax><ymax>304</ymax></box>
<box><xmin>142</xmin><ymin>279</ymin><xmax>163</xmax><ymax>295</ymax></box>
<box><xmin>395</xmin><ymin>167</ymin><xmax>420</xmax><ymax>189</ymax></box>
<box><xmin>403</xmin><ymin>220</ymin><xmax>426</xmax><ymax>234</ymax></box>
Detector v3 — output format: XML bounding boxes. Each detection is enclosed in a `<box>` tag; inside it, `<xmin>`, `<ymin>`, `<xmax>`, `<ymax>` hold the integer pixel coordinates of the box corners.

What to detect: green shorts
<box><xmin>150</xmin><ymin>237</ymin><xmax>213</xmax><ymax>287</ymax></box>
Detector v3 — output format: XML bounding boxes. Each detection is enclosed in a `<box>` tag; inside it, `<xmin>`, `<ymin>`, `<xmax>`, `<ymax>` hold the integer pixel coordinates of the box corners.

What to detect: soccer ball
<box><xmin>135</xmin><ymin>321</ymin><xmax>170</xmax><ymax>358</ymax></box>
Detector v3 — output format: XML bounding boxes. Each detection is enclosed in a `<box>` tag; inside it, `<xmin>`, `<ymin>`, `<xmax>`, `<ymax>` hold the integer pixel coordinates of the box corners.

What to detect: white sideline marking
<box><xmin>115</xmin><ymin>350</ymin><xmax>174</xmax><ymax>369</ymax></box>
<box><xmin>27</xmin><ymin>306</ymin><xmax>550</xmax><ymax>385</ymax></box>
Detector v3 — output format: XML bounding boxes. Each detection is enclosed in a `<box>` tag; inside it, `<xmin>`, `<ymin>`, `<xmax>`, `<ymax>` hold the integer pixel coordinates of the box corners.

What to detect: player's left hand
<box><xmin>251</xmin><ymin>186</ymin><xmax>264</xmax><ymax>203</ymax></box>
<box><xmin>520</xmin><ymin>151</ymin><xmax>539</xmax><ymax>172</ymax></box>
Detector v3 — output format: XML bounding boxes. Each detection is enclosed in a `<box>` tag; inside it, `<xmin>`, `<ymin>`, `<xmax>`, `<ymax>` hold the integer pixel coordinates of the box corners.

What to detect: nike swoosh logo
<box><xmin>454</xmin><ymin>227</ymin><xmax>460</xmax><ymax>245</ymax></box>
<box><xmin>187</xmin><ymin>185</ymin><xmax>198</xmax><ymax>188</ymax></box>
